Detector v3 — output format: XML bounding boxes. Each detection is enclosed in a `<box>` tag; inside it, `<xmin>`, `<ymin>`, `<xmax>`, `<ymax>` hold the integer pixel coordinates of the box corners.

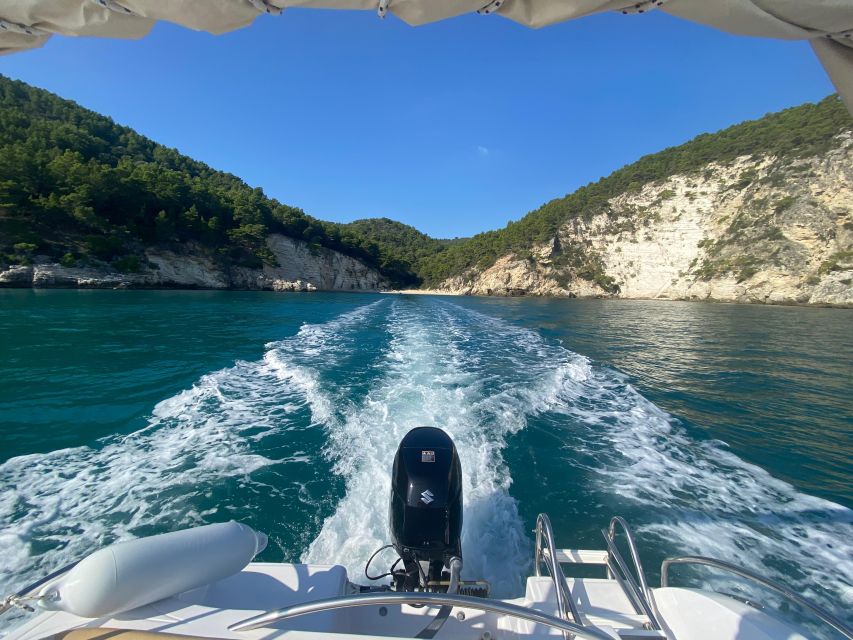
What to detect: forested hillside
<box><xmin>416</xmin><ymin>95</ymin><xmax>853</xmax><ymax>286</ymax></box>
<box><xmin>341</xmin><ymin>218</ymin><xmax>462</xmax><ymax>277</ymax></box>
<box><xmin>0</xmin><ymin>75</ymin><xmax>417</xmax><ymax>286</ymax></box>
<box><xmin>1</xmin><ymin>73</ymin><xmax>850</xmax><ymax>298</ymax></box>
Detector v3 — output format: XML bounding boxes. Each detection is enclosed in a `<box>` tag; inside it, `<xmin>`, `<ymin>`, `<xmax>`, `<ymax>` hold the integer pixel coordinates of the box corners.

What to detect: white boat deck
<box><xmin>6</xmin><ymin>561</ymin><xmax>642</xmax><ymax>640</ymax></box>
<box><xmin>4</xmin><ymin>560</ymin><xmax>815</xmax><ymax>640</ymax></box>
<box><xmin>6</xmin><ymin>564</ymin><xmax>352</xmax><ymax>640</ymax></box>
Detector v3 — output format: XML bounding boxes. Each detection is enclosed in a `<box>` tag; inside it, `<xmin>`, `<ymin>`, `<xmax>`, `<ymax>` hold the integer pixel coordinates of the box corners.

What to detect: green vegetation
<box><xmin>418</xmin><ymin>94</ymin><xmax>852</xmax><ymax>285</ymax></box>
<box><xmin>0</xmin><ymin>75</ymin><xmax>417</xmax><ymax>286</ymax></box>
<box><xmin>340</xmin><ymin>218</ymin><xmax>463</xmax><ymax>285</ymax></box>
<box><xmin>696</xmin><ymin>210</ymin><xmax>791</xmax><ymax>282</ymax></box>
<box><xmin>731</xmin><ymin>169</ymin><xmax>758</xmax><ymax>191</ymax></box>
<box><xmin>1</xmin><ymin>72</ymin><xmax>849</xmax><ymax>291</ymax></box>
<box><xmin>773</xmin><ymin>196</ymin><xmax>797</xmax><ymax>214</ymax></box>
<box><xmin>818</xmin><ymin>250</ymin><xmax>853</xmax><ymax>275</ymax></box>
<box><xmin>651</xmin><ymin>189</ymin><xmax>676</xmax><ymax>207</ymax></box>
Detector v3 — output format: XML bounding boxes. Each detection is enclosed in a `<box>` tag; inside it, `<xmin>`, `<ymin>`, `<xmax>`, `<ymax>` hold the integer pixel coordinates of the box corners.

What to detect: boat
<box><xmin>2</xmin><ymin>428</ymin><xmax>851</xmax><ymax>640</ymax></box>
<box><xmin>1</xmin><ymin>3</ymin><xmax>851</xmax><ymax>639</ymax></box>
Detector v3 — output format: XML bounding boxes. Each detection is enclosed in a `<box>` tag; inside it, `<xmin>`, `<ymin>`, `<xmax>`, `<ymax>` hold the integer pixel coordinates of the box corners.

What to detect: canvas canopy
<box><xmin>1</xmin><ymin>0</ymin><xmax>852</xmax><ymax>112</ymax></box>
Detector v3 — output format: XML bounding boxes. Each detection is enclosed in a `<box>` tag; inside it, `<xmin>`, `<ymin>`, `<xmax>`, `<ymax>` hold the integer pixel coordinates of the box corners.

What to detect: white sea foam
<box><xmin>384</xmin><ymin>301</ymin><xmax>853</xmax><ymax>615</ymax></box>
<box><xmin>537</xmin><ymin>352</ymin><xmax>853</xmax><ymax>611</ymax></box>
<box><xmin>0</xmin><ymin>301</ymin><xmax>384</xmax><ymax>623</ymax></box>
<box><xmin>0</xmin><ymin>363</ymin><xmax>276</xmax><ymax>590</ymax></box>
<box><xmin>303</xmin><ymin>302</ymin><xmax>597</xmax><ymax>597</ymax></box>
<box><xmin>2</xmin><ymin>296</ymin><xmax>850</xmax><ymax>630</ymax></box>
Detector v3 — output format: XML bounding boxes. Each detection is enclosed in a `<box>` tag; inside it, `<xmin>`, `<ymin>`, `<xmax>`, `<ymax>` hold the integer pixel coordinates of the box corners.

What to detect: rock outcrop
<box><xmin>439</xmin><ymin>135</ymin><xmax>853</xmax><ymax>306</ymax></box>
<box><xmin>0</xmin><ymin>234</ymin><xmax>387</xmax><ymax>291</ymax></box>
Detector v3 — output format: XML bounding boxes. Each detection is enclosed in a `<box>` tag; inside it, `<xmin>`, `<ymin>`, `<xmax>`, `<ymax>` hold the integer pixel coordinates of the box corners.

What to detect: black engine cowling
<box><xmin>389</xmin><ymin>427</ymin><xmax>462</xmax><ymax>589</ymax></box>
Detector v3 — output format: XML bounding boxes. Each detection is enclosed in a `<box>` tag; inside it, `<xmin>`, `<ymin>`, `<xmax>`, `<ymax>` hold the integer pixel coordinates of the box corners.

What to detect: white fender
<box><xmin>39</xmin><ymin>521</ymin><xmax>268</xmax><ymax>618</ymax></box>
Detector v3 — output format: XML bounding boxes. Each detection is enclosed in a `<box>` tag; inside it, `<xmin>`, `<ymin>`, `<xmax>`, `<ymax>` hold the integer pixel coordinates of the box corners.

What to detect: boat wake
<box><xmin>302</xmin><ymin>302</ymin><xmax>539</xmax><ymax>596</ymax></box>
<box><xmin>1</xmin><ymin>297</ymin><xmax>850</xmax><ymax>629</ymax></box>
<box><xmin>435</xmin><ymin>302</ymin><xmax>852</xmax><ymax>612</ymax></box>
<box><xmin>0</xmin><ymin>301</ymin><xmax>383</xmax><ymax>616</ymax></box>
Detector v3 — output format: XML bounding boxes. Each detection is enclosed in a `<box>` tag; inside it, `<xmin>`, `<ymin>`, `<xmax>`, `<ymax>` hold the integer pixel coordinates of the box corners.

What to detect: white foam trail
<box><xmin>303</xmin><ymin>301</ymin><xmax>591</xmax><ymax>597</ymax></box>
<box><xmin>3</xmin><ymin>295</ymin><xmax>850</xmax><ymax>627</ymax></box>
<box><xmin>0</xmin><ymin>300</ymin><xmax>384</xmax><ymax>625</ymax></box>
<box><xmin>540</xmin><ymin>354</ymin><xmax>853</xmax><ymax>612</ymax></box>
<box><xmin>0</xmin><ymin>362</ymin><xmax>283</xmax><ymax>583</ymax></box>
<box><xmin>386</xmin><ymin>301</ymin><xmax>852</xmax><ymax>616</ymax></box>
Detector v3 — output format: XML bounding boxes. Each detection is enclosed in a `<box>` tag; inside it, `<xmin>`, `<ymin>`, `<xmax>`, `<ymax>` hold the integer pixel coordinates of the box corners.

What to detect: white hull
<box><xmin>3</xmin><ymin>560</ymin><xmax>822</xmax><ymax>640</ymax></box>
<box><xmin>3</xmin><ymin>518</ymin><xmax>847</xmax><ymax>640</ymax></box>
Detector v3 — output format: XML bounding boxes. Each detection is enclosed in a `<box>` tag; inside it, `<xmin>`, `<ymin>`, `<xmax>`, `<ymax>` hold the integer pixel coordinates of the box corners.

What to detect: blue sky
<box><xmin>0</xmin><ymin>8</ymin><xmax>835</xmax><ymax>238</ymax></box>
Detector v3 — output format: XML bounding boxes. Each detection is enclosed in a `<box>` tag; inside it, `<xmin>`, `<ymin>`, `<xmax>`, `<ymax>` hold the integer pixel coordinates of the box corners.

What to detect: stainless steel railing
<box><xmin>534</xmin><ymin>513</ymin><xmax>583</xmax><ymax>628</ymax></box>
<box><xmin>602</xmin><ymin>516</ymin><xmax>661</xmax><ymax>629</ymax></box>
<box><xmin>607</xmin><ymin>517</ymin><xmax>652</xmax><ymax>600</ymax></box>
<box><xmin>228</xmin><ymin>591</ymin><xmax>615</xmax><ymax>639</ymax></box>
<box><xmin>661</xmin><ymin>555</ymin><xmax>853</xmax><ymax>640</ymax></box>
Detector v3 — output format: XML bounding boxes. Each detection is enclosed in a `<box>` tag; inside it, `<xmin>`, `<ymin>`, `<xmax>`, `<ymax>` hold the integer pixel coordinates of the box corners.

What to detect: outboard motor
<box><xmin>389</xmin><ymin>426</ymin><xmax>462</xmax><ymax>591</ymax></box>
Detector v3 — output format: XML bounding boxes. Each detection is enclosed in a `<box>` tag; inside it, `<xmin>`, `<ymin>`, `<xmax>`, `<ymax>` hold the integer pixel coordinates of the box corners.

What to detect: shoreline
<box><xmin>381</xmin><ymin>289</ymin><xmax>461</xmax><ymax>296</ymax></box>
<box><xmin>383</xmin><ymin>289</ymin><xmax>851</xmax><ymax>309</ymax></box>
<box><xmin>2</xmin><ymin>283</ymin><xmax>850</xmax><ymax>308</ymax></box>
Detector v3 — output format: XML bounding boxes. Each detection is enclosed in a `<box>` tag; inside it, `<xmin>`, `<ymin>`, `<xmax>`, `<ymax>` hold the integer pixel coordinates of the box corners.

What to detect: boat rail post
<box><xmin>607</xmin><ymin>517</ymin><xmax>652</xmax><ymax>602</ymax></box>
<box><xmin>534</xmin><ymin>513</ymin><xmax>583</xmax><ymax>635</ymax></box>
<box><xmin>602</xmin><ymin>516</ymin><xmax>661</xmax><ymax>630</ymax></box>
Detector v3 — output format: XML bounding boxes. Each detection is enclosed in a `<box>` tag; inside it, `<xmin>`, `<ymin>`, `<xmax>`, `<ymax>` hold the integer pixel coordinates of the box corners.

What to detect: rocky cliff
<box><xmin>0</xmin><ymin>234</ymin><xmax>388</xmax><ymax>291</ymax></box>
<box><xmin>438</xmin><ymin>134</ymin><xmax>853</xmax><ymax>306</ymax></box>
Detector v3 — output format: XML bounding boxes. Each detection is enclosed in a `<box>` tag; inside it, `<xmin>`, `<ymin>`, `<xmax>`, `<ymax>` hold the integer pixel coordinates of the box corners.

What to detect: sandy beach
<box><xmin>381</xmin><ymin>289</ymin><xmax>460</xmax><ymax>296</ymax></box>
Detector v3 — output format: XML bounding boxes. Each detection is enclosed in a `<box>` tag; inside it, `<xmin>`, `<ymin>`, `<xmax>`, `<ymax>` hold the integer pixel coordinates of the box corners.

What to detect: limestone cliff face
<box><xmin>0</xmin><ymin>234</ymin><xmax>387</xmax><ymax>291</ymax></box>
<box><xmin>440</xmin><ymin>135</ymin><xmax>853</xmax><ymax>306</ymax></box>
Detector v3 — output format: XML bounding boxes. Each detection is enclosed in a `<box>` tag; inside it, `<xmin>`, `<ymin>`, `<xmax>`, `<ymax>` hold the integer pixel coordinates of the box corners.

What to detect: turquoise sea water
<box><xmin>0</xmin><ymin>291</ymin><xmax>851</xmax><ymax>630</ymax></box>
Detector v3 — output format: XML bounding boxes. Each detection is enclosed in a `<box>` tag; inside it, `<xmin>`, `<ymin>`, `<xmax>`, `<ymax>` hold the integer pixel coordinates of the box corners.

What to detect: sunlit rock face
<box><xmin>0</xmin><ymin>234</ymin><xmax>387</xmax><ymax>292</ymax></box>
<box><xmin>440</xmin><ymin>135</ymin><xmax>853</xmax><ymax>306</ymax></box>
<box><xmin>262</xmin><ymin>235</ymin><xmax>385</xmax><ymax>291</ymax></box>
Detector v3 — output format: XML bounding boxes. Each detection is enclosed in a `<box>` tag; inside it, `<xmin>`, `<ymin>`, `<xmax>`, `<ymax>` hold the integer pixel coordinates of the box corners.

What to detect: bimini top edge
<box><xmin>1</xmin><ymin>0</ymin><xmax>852</xmax><ymax>114</ymax></box>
